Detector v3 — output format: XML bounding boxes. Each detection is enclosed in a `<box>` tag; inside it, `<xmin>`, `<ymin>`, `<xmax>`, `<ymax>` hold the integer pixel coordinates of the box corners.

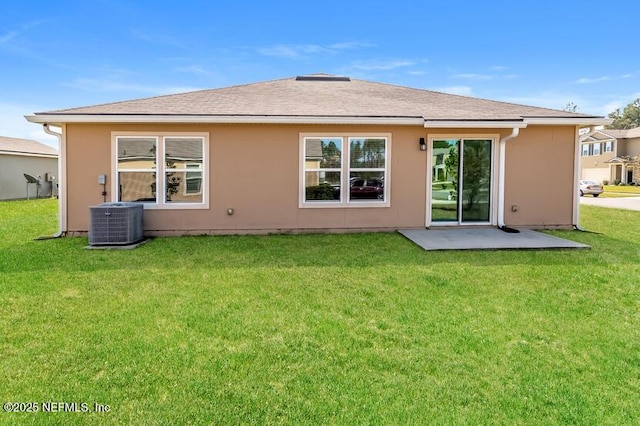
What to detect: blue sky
<box><xmin>2</xmin><ymin>0</ymin><xmax>639</xmax><ymax>147</ymax></box>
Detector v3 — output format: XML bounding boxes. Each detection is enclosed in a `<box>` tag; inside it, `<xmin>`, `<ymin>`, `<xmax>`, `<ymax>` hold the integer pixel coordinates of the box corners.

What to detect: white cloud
<box><xmin>257</xmin><ymin>41</ymin><xmax>371</xmax><ymax>58</ymax></box>
<box><xmin>328</xmin><ymin>41</ymin><xmax>374</xmax><ymax>50</ymax></box>
<box><xmin>576</xmin><ymin>76</ymin><xmax>610</xmax><ymax>84</ymax></box>
<box><xmin>494</xmin><ymin>91</ymin><xmax>640</xmax><ymax>117</ymax></box>
<box><xmin>130</xmin><ymin>29</ymin><xmax>185</xmax><ymax>48</ymax></box>
<box><xmin>0</xmin><ymin>102</ymin><xmax>58</xmax><ymax>147</ymax></box>
<box><xmin>64</xmin><ymin>78</ymin><xmax>202</xmax><ymax>95</ymax></box>
<box><xmin>0</xmin><ymin>30</ymin><xmax>19</xmax><ymax>44</ymax></box>
<box><xmin>257</xmin><ymin>45</ymin><xmax>323</xmax><ymax>58</ymax></box>
<box><xmin>174</xmin><ymin>65</ymin><xmax>210</xmax><ymax>75</ymax></box>
<box><xmin>451</xmin><ymin>73</ymin><xmax>493</xmax><ymax>81</ymax></box>
<box><xmin>350</xmin><ymin>60</ymin><xmax>414</xmax><ymax>71</ymax></box>
<box><xmin>490</xmin><ymin>65</ymin><xmax>508</xmax><ymax>71</ymax></box>
<box><xmin>0</xmin><ymin>20</ymin><xmax>45</xmax><ymax>46</ymax></box>
<box><xmin>599</xmin><ymin>92</ymin><xmax>640</xmax><ymax>116</ymax></box>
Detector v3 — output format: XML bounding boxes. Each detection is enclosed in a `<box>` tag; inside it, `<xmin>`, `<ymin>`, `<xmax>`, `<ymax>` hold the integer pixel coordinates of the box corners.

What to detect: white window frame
<box><xmin>112</xmin><ymin>132</ymin><xmax>209</xmax><ymax>210</ymax></box>
<box><xmin>582</xmin><ymin>143</ymin><xmax>590</xmax><ymax>156</ymax></box>
<box><xmin>299</xmin><ymin>133</ymin><xmax>391</xmax><ymax>208</ymax></box>
<box><xmin>593</xmin><ymin>142</ymin><xmax>601</xmax><ymax>156</ymax></box>
<box><xmin>604</xmin><ymin>141</ymin><xmax>613</xmax><ymax>153</ymax></box>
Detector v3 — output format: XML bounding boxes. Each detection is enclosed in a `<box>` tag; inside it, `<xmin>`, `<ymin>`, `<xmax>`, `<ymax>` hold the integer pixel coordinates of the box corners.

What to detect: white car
<box><xmin>579</xmin><ymin>180</ymin><xmax>603</xmax><ymax>197</ymax></box>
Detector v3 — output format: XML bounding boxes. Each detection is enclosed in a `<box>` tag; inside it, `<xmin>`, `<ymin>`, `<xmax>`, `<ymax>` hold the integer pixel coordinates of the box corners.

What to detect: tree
<box><xmin>607</xmin><ymin>98</ymin><xmax>640</xmax><ymax>129</ymax></box>
<box><xmin>461</xmin><ymin>141</ymin><xmax>491</xmax><ymax>211</ymax></box>
<box><xmin>444</xmin><ymin>146</ymin><xmax>458</xmax><ymax>193</ymax></box>
<box><xmin>320</xmin><ymin>140</ymin><xmax>341</xmax><ymax>168</ymax></box>
<box><xmin>563</xmin><ymin>102</ymin><xmax>579</xmax><ymax>113</ymax></box>
<box><xmin>149</xmin><ymin>145</ymin><xmax>181</xmax><ymax>201</ymax></box>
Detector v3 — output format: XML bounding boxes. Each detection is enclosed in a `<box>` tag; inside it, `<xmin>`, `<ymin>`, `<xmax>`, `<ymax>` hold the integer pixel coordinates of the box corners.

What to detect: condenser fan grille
<box><xmin>89</xmin><ymin>202</ymin><xmax>143</xmax><ymax>245</ymax></box>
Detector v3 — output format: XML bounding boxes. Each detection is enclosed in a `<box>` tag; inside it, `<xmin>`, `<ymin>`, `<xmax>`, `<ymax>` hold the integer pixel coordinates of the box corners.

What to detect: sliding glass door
<box><xmin>431</xmin><ymin>139</ymin><xmax>492</xmax><ymax>224</ymax></box>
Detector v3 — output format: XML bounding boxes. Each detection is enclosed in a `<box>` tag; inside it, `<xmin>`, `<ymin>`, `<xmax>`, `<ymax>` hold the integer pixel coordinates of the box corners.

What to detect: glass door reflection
<box><xmin>431</xmin><ymin>139</ymin><xmax>492</xmax><ymax>224</ymax></box>
<box><xmin>431</xmin><ymin>139</ymin><xmax>459</xmax><ymax>222</ymax></box>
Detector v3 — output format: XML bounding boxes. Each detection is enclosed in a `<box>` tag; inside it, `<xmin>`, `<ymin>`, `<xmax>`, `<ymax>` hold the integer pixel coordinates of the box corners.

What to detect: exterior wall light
<box><xmin>419</xmin><ymin>137</ymin><xmax>427</xmax><ymax>151</ymax></box>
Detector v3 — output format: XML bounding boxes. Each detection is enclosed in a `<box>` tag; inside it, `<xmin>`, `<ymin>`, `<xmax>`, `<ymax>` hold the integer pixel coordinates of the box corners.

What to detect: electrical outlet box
<box><xmin>98</xmin><ymin>174</ymin><xmax>107</xmax><ymax>185</ymax></box>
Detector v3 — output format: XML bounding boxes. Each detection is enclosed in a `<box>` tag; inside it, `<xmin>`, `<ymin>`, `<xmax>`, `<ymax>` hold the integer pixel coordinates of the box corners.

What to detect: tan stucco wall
<box><xmin>620</xmin><ymin>137</ymin><xmax>640</xmax><ymax>157</ymax></box>
<box><xmin>503</xmin><ymin>126</ymin><xmax>576</xmax><ymax>227</ymax></box>
<box><xmin>582</xmin><ymin>168</ymin><xmax>611</xmax><ymax>183</ymax></box>
<box><xmin>64</xmin><ymin>123</ymin><xmax>578</xmax><ymax>234</ymax></box>
<box><xmin>581</xmin><ymin>151</ymin><xmax>615</xmax><ymax>169</ymax></box>
<box><xmin>65</xmin><ymin>123</ymin><xmax>428</xmax><ymax>234</ymax></box>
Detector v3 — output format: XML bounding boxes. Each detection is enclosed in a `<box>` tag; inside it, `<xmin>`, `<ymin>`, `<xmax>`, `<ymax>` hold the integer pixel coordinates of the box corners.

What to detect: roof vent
<box><xmin>296</xmin><ymin>74</ymin><xmax>351</xmax><ymax>82</ymax></box>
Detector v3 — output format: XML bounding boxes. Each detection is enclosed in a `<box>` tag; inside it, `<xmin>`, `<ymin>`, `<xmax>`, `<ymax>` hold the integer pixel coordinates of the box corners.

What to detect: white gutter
<box><xmin>498</xmin><ymin>128</ymin><xmax>520</xmax><ymax>228</ymax></box>
<box><xmin>573</xmin><ymin>126</ymin><xmax>597</xmax><ymax>230</ymax></box>
<box><xmin>523</xmin><ymin>117</ymin><xmax>611</xmax><ymax>126</ymax></box>
<box><xmin>27</xmin><ymin>114</ymin><xmax>612</xmax><ymax>128</ymax></box>
<box><xmin>40</xmin><ymin>124</ymin><xmax>65</xmax><ymax>238</ymax></box>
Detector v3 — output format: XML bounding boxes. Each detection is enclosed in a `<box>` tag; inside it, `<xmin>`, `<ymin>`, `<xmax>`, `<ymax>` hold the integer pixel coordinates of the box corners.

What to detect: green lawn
<box><xmin>1</xmin><ymin>199</ymin><xmax>639</xmax><ymax>424</ymax></box>
<box><xmin>603</xmin><ymin>184</ymin><xmax>640</xmax><ymax>195</ymax></box>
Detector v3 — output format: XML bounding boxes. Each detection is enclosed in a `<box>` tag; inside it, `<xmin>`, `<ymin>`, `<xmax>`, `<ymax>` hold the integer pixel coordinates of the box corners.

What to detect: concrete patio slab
<box><xmin>398</xmin><ymin>228</ymin><xmax>589</xmax><ymax>251</ymax></box>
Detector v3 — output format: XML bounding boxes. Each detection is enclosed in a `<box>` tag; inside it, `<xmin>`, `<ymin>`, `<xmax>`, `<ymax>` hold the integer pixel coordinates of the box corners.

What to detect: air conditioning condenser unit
<box><xmin>89</xmin><ymin>202</ymin><xmax>144</xmax><ymax>245</ymax></box>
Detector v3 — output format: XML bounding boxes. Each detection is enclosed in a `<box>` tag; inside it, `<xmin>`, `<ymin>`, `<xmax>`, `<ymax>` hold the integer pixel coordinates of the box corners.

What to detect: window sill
<box><xmin>132</xmin><ymin>203</ymin><xmax>210</xmax><ymax>210</ymax></box>
<box><xmin>299</xmin><ymin>201</ymin><xmax>390</xmax><ymax>208</ymax></box>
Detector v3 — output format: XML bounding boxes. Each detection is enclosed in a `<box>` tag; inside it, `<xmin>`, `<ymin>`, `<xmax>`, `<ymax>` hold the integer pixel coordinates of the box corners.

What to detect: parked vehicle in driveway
<box><xmin>350</xmin><ymin>178</ymin><xmax>384</xmax><ymax>199</ymax></box>
<box><xmin>579</xmin><ymin>180</ymin><xmax>603</xmax><ymax>197</ymax></box>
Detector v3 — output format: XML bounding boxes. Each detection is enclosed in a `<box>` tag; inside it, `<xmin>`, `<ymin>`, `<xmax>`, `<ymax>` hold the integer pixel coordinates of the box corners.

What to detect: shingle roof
<box><xmin>37</xmin><ymin>75</ymin><xmax>600</xmax><ymax>121</ymax></box>
<box><xmin>601</xmin><ymin>127</ymin><xmax>640</xmax><ymax>139</ymax></box>
<box><xmin>0</xmin><ymin>136</ymin><xmax>58</xmax><ymax>157</ymax></box>
<box><xmin>584</xmin><ymin>130</ymin><xmax>617</xmax><ymax>142</ymax></box>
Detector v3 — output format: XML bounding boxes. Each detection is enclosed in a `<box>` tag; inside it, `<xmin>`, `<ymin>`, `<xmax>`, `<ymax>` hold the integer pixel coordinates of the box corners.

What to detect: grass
<box><xmin>603</xmin><ymin>184</ymin><xmax>640</xmax><ymax>195</ymax></box>
<box><xmin>1</xmin><ymin>199</ymin><xmax>639</xmax><ymax>424</ymax></box>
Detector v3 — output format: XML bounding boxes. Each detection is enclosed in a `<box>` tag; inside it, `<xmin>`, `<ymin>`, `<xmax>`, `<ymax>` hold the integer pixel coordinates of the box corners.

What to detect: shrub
<box><xmin>602</xmin><ymin>179</ymin><xmax>609</xmax><ymax>185</ymax></box>
<box><xmin>615</xmin><ymin>179</ymin><xmax>621</xmax><ymax>185</ymax></box>
<box><xmin>305</xmin><ymin>183</ymin><xmax>338</xmax><ymax>200</ymax></box>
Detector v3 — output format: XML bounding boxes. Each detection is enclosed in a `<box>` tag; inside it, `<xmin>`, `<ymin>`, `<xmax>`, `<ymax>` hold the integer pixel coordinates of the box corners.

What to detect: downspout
<box><xmin>498</xmin><ymin>128</ymin><xmax>520</xmax><ymax>229</ymax></box>
<box><xmin>573</xmin><ymin>126</ymin><xmax>597</xmax><ymax>231</ymax></box>
<box><xmin>38</xmin><ymin>124</ymin><xmax>65</xmax><ymax>239</ymax></box>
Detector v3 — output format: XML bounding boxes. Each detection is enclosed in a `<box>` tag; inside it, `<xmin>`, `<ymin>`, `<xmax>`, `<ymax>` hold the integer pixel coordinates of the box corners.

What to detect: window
<box><xmin>114</xmin><ymin>133</ymin><xmax>208</xmax><ymax>209</ymax></box>
<box><xmin>582</xmin><ymin>144</ymin><xmax>590</xmax><ymax>156</ymax></box>
<box><xmin>349</xmin><ymin>138</ymin><xmax>386</xmax><ymax>202</ymax></box>
<box><xmin>303</xmin><ymin>137</ymin><xmax>342</xmax><ymax>202</ymax></box>
<box><xmin>604</xmin><ymin>141</ymin><xmax>614</xmax><ymax>152</ymax></box>
<box><xmin>593</xmin><ymin>143</ymin><xmax>601</xmax><ymax>156</ymax></box>
<box><xmin>116</xmin><ymin>137</ymin><xmax>158</xmax><ymax>203</ymax></box>
<box><xmin>185</xmin><ymin>164</ymin><xmax>202</xmax><ymax>194</ymax></box>
<box><xmin>301</xmin><ymin>134</ymin><xmax>389</xmax><ymax>207</ymax></box>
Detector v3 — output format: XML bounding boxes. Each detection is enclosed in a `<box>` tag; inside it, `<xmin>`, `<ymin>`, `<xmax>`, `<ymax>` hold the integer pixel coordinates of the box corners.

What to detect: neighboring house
<box><xmin>26</xmin><ymin>74</ymin><xmax>608</xmax><ymax>236</ymax></box>
<box><xmin>580</xmin><ymin>127</ymin><xmax>640</xmax><ymax>184</ymax></box>
<box><xmin>0</xmin><ymin>136</ymin><xmax>58</xmax><ymax>200</ymax></box>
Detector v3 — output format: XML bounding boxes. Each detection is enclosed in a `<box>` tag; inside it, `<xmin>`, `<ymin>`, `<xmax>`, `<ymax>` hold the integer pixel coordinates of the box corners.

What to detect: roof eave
<box><xmin>26</xmin><ymin>114</ymin><xmax>611</xmax><ymax>128</ymax></box>
<box><xmin>25</xmin><ymin>114</ymin><xmax>425</xmax><ymax>126</ymax></box>
<box><xmin>523</xmin><ymin>117</ymin><xmax>611</xmax><ymax>126</ymax></box>
<box><xmin>424</xmin><ymin>120</ymin><xmax>528</xmax><ymax>129</ymax></box>
<box><xmin>0</xmin><ymin>151</ymin><xmax>58</xmax><ymax>158</ymax></box>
